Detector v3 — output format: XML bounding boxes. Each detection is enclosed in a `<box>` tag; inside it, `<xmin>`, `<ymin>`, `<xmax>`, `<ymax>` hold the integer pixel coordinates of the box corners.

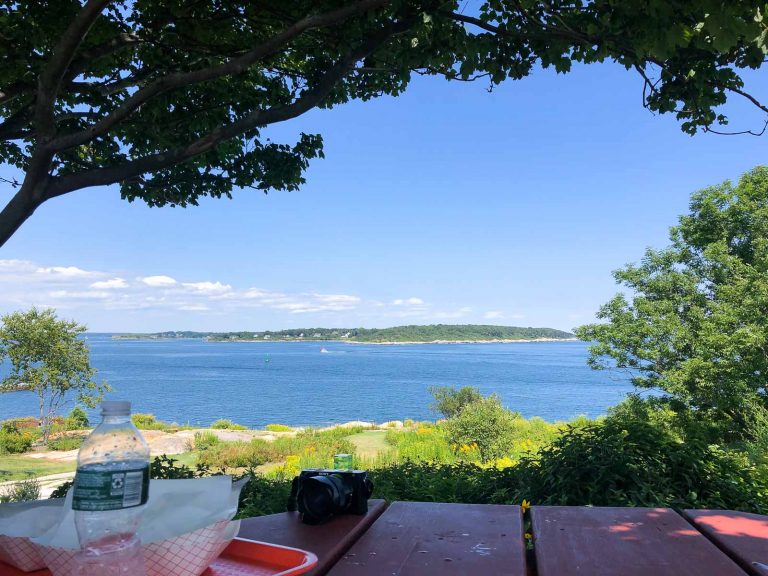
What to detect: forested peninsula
<box><xmin>112</xmin><ymin>324</ymin><xmax>576</xmax><ymax>344</ymax></box>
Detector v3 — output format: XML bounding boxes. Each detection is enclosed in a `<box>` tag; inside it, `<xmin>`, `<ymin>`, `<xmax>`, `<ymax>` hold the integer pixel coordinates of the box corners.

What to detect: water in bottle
<box><xmin>72</xmin><ymin>400</ymin><xmax>150</xmax><ymax>575</ymax></box>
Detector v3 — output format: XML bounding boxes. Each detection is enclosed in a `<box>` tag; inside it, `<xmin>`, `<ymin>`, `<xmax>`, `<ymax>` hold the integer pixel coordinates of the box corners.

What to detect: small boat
<box><xmin>320</xmin><ymin>347</ymin><xmax>329</xmax><ymax>353</ymax></box>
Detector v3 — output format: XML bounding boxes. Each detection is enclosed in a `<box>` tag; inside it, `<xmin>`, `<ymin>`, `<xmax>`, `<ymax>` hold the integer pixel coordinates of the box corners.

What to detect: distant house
<box><xmin>263</xmin><ymin>335</ymin><xmax>271</xmax><ymax>340</ymax></box>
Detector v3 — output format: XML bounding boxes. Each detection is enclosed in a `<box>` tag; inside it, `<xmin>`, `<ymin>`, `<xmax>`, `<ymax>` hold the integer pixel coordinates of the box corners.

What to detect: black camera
<box><xmin>287</xmin><ymin>469</ymin><xmax>373</xmax><ymax>525</ymax></box>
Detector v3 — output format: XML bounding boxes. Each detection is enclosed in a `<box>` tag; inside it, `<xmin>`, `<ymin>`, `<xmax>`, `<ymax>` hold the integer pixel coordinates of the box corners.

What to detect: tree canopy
<box><xmin>0</xmin><ymin>307</ymin><xmax>107</xmax><ymax>441</ymax></box>
<box><xmin>576</xmin><ymin>166</ymin><xmax>768</xmax><ymax>442</ymax></box>
<box><xmin>1</xmin><ymin>0</ymin><xmax>767</xmax><ymax>245</ymax></box>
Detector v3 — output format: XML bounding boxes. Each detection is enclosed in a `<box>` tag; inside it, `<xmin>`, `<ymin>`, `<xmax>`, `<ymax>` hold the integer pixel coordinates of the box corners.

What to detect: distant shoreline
<box><xmin>114</xmin><ymin>336</ymin><xmax>580</xmax><ymax>345</ymax></box>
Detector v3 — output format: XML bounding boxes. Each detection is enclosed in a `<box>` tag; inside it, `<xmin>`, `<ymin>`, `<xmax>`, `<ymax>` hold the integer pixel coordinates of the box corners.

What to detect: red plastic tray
<box><xmin>204</xmin><ymin>538</ymin><xmax>318</xmax><ymax>576</ymax></box>
<box><xmin>0</xmin><ymin>538</ymin><xmax>317</xmax><ymax>576</ymax></box>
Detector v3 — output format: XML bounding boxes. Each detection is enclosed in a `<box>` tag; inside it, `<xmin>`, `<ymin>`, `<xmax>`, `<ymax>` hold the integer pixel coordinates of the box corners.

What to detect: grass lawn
<box><xmin>164</xmin><ymin>451</ymin><xmax>198</xmax><ymax>469</ymax></box>
<box><xmin>349</xmin><ymin>430</ymin><xmax>392</xmax><ymax>459</ymax></box>
<box><xmin>0</xmin><ymin>456</ymin><xmax>76</xmax><ymax>481</ymax></box>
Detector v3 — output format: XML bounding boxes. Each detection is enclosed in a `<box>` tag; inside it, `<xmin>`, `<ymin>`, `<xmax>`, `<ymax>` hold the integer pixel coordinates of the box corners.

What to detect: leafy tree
<box><xmin>2</xmin><ymin>1</ymin><xmax>767</xmax><ymax>245</ymax></box>
<box><xmin>65</xmin><ymin>405</ymin><xmax>90</xmax><ymax>429</ymax></box>
<box><xmin>443</xmin><ymin>395</ymin><xmax>520</xmax><ymax>461</ymax></box>
<box><xmin>576</xmin><ymin>167</ymin><xmax>768</xmax><ymax>442</ymax></box>
<box><xmin>428</xmin><ymin>385</ymin><xmax>483</xmax><ymax>419</ymax></box>
<box><xmin>0</xmin><ymin>308</ymin><xmax>108</xmax><ymax>442</ymax></box>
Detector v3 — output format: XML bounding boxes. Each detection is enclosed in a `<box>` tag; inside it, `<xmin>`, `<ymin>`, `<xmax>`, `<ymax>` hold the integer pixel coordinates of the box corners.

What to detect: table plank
<box><xmin>531</xmin><ymin>506</ymin><xmax>747</xmax><ymax>576</ymax></box>
<box><xmin>326</xmin><ymin>501</ymin><xmax>525</xmax><ymax>576</ymax></box>
<box><xmin>237</xmin><ymin>499</ymin><xmax>387</xmax><ymax>576</ymax></box>
<box><xmin>683</xmin><ymin>510</ymin><xmax>768</xmax><ymax>576</ymax></box>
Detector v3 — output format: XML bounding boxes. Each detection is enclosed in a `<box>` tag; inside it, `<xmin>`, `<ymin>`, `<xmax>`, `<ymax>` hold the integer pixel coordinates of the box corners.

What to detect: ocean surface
<box><xmin>0</xmin><ymin>335</ymin><xmax>634</xmax><ymax>427</ymax></box>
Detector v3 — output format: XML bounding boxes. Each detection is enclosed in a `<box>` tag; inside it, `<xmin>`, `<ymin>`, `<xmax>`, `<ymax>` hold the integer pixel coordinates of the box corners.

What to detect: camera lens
<box><xmin>298</xmin><ymin>474</ymin><xmax>352</xmax><ymax>524</ymax></box>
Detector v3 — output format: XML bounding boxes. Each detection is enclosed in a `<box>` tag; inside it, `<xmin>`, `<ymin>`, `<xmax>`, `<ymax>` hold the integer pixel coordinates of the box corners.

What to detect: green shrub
<box><xmin>515</xmin><ymin>416</ymin><xmax>768</xmax><ymax>512</ymax></box>
<box><xmin>236</xmin><ymin>472</ymin><xmax>292</xmax><ymax>518</ymax></box>
<box><xmin>265</xmin><ymin>424</ymin><xmax>293</xmax><ymax>432</ymax></box>
<box><xmin>65</xmin><ymin>406</ymin><xmax>89</xmax><ymax>430</ymax></box>
<box><xmin>132</xmin><ymin>413</ymin><xmax>159</xmax><ymax>428</ymax></box>
<box><xmin>198</xmin><ymin>439</ymin><xmax>275</xmax><ymax>469</ymax></box>
<box><xmin>428</xmin><ymin>385</ymin><xmax>483</xmax><ymax>418</ymax></box>
<box><xmin>0</xmin><ymin>477</ymin><xmax>41</xmax><ymax>503</ymax></box>
<box><xmin>443</xmin><ymin>396</ymin><xmax>521</xmax><ymax>462</ymax></box>
<box><xmin>151</xmin><ymin>455</ymin><xmax>211</xmax><ymax>479</ymax></box>
<box><xmin>194</xmin><ymin>430</ymin><xmax>221</xmax><ymax>451</ymax></box>
<box><xmin>47</xmin><ymin>436</ymin><xmax>84</xmax><ymax>451</ymax></box>
<box><xmin>385</xmin><ymin>426</ymin><xmax>455</xmax><ymax>463</ymax></box>
<box><xmin>49</xmin><ymin>480</ymin><xmax>73</xmax><ymax>499</ymax></box>
<box><xmin>0</xmin><ymin>426</ymin><xmax>35</xmax><ymax>454</ymax></box>
<box><xmin>198</xmin><ymin>427</ymin><xmax>361</xmax><ymax>471</ymax></box>
<box><xmin>131</xmin><ymin>413</ymin><xmax>184</xmax><ymax>431</ymax></box>
<box><xmin>211</xmin><ymin>419</ymin><xmax>248</xmax><ymax>430</ymax></box>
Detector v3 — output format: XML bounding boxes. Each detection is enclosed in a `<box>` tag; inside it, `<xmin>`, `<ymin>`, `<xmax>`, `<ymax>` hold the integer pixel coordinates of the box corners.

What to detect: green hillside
<box><xmin>348</xmin><ymin>324</ymin><xmax>574</xmax><ymax>343</ymax></box>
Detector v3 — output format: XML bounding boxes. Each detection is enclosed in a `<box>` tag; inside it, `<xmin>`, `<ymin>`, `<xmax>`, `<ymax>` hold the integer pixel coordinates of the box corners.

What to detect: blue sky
<box><xmin>0</xmin><ymin>63</ymin><xmax>765</xmax><ymax>333</ymax></box>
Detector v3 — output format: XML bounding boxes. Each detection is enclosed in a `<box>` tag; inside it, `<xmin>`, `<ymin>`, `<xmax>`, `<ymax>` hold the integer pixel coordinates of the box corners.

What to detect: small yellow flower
<box><xmin>521</xmin><ymin>499</ymin><xmax>531</xmax><ymax>513</ymax></box>
<box><xmin>524</xmin><ymin>533</ymin><xmax>532</xmax><ymax>540</ymax></box>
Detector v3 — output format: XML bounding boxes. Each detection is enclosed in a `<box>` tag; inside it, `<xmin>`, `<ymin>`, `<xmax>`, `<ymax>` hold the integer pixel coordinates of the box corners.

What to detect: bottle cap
<box><xmin>101</xmin><ymin>400</ymin><xmax>131</xmax><ymax>415</ymax></box>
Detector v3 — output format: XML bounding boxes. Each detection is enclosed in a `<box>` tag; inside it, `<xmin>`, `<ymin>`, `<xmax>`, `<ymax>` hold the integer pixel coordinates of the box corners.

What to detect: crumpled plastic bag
<box><xmin>28</xmin><ymin>476</ymin><xmax>248</xmax><ymax>576</ymax></box>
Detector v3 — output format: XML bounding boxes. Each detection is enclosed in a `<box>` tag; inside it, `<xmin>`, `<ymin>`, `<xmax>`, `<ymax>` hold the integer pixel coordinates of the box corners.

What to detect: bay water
<box><xmin>0</xmin><ymin>335</ymin><xmax>634</xmax><ymax>427</ymax></box>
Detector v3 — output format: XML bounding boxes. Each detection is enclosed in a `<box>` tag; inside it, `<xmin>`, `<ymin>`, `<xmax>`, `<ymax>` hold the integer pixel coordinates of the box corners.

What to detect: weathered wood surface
<box><xmin>326</xmin><ymin>501</ymin><xmax>525</xmax><ymax>576</ymax></box>
<box><xmin>683</xmin><ymin>509</ymin><xmax>768</xmax><ymax>576</ymax></box>
<box><xmin>531</xmin><ymin>506</ymin><xmax>748</xmax><ymax>576</ymax></box>
<box><xmin>237</xmin><ymin>499</ymin><xmax>387</xmax><ymax>576</ymax></box>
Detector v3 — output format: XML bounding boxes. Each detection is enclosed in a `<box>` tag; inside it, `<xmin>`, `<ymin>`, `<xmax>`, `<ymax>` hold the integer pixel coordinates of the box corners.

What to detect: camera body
<box><xmin>287</xmin><ymin>469</ymin><xmax>373</xmax><ymax>525</ymax></box>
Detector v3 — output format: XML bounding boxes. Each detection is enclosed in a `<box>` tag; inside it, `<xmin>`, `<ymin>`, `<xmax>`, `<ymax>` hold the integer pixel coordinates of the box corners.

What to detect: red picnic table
<box><xmin>237</xmin><ymin>502</ymin><xmax>768</xmax><ymax>576</ymax></box>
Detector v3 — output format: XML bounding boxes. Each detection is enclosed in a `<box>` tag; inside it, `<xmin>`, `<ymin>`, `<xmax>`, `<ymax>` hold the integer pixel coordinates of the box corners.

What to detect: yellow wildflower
<box><xmin>521</xmin><ymin>499</ymin><xmax>531</xmax><ymax>513</ymax></box>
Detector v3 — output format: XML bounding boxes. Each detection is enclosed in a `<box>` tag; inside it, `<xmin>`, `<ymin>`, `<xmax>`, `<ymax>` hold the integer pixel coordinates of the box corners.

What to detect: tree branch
<box><xmin>35</xmin><ymin>0</ymin><xmax>114</xmax><ymax>139</ymax></box>
<box><xmin>46</xmin><ymin>19</ymin><xmax>410</xmax><ymax>200</ymax></box>
<box><xmin>49</xmin><ymin>0</ymin><xmax>391</xmax><ymax>153</ymax></box>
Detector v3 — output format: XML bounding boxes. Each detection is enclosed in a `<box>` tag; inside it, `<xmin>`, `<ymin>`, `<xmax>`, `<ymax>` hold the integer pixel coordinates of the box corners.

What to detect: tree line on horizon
<box><xmin>113</xmin><ymin>324</ymin><xmax>576</xmax><ymax>342</ymax></box>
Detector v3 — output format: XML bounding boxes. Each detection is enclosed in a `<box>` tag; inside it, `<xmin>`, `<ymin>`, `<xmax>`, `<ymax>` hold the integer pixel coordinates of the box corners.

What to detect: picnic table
<box><xmin>238</xmin><ymin>502</ymin><xmax>768</xmax><ymax>576</ymax></box>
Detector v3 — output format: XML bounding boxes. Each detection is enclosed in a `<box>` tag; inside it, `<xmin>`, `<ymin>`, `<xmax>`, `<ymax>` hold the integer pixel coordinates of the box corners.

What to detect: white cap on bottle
<box><xmin>101</xmin><ymin>400</ymin><xmax>131</xmax><ymax>415</ymax></box>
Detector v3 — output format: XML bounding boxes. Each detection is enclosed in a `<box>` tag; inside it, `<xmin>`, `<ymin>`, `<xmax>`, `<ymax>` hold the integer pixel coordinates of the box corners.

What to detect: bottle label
<box><xmin>72</xmin><ymin>466</ymin><xmax>150</xmax><ymax>511</ymax></box>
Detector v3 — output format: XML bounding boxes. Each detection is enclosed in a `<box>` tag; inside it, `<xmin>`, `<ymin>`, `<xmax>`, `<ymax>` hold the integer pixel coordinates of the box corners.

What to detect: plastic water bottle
<box><xmin>72</xmin><ymin>401</ymin><xmax>150</xmax><ymax>575</ymax></box>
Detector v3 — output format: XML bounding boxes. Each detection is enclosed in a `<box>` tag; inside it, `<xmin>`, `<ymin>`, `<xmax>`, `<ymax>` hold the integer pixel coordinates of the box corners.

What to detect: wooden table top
<box><xmin>237</xmin><ymin>503</ymin><xmax>766</xmax><ymax>576</ymax></box>
<box><xmin>683</xmin><ymin>509</ymin><xmax>768</xmax><ymax>576</ymax></box>
<box><xmin>530</xmin><ymin>506</ymin><xmax>748</xmax><ymax>576</ymax></box>
<box><xmin>326</xmin><ymin>501</ymin><xmax>525</xmax><ymax>576</ymax></box>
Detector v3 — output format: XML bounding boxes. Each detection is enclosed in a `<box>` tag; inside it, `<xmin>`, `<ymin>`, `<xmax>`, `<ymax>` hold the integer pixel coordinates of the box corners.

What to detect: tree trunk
<box><xmin>0</xmin><ymin>188</ymin><xmax>44</xmax><ymax>247</ymax></box>
<box><xmin>38</xmin><ymin>388</ymin><xmax>48</xmax><ymax>443</ymax></box>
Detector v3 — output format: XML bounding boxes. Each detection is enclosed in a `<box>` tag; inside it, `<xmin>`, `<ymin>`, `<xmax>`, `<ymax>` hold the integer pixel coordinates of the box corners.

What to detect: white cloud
<box><xmin>182</xmin><ymin>281</ymin><xmax>232</xmax><ymax>295</ymax></box>
<box><xmin>178</xmin><ymin>304</ymin><xmax>210</xmax><ymax>311</ymax></box>
<box><xmin>312</xmin><ymin>294</ymin><xmax>361</xmax><ymax>304</ymax></box>
<box><xmin>36</xmin><ymin>266</ymin><xmax>98</xmax><ymax>278</ymax></box>
<box><xmin>141</xmin><ymin>275</ymin><xmax>177</xmax><ymax>287</ymax></box>
<box><xmin>242</xmin><ymin>288</ymin><xmax>280</xmax><ymax>299</ymax></box>
<box><xmin>434</xmin><ymin>307</ymin><xmax>472</xmax><ymax>319</ymax></box>
<box><xmin>49</xmin><ymin>290</ymin><xmax>111</xmax><ymax>300</ymax></box>
<box><xmin>90</xmin><ymin>278</ymin><xmax>128</xmax><ymax>290</ymax></box>
<box><xmin>393</xmin><ymin>297</ymin><xmax>424</xmax><ymax>306</ymax></box>
<box><xmin>484</xmin><ymin>310</ymin><xmax>504</xmax><ymax>319</ymax></box>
